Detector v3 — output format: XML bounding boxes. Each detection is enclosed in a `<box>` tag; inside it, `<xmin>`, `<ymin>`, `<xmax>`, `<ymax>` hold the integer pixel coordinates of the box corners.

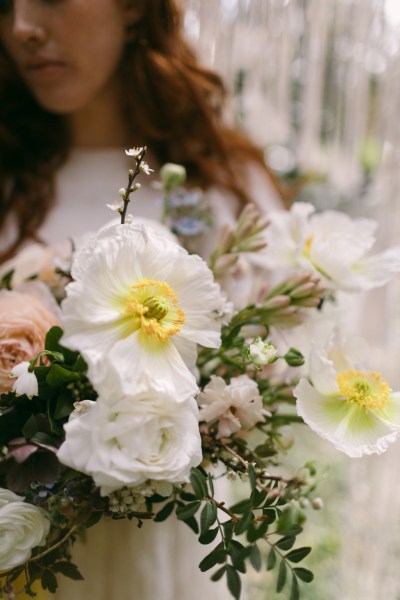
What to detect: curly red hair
<box><xmin>0</xmin><ymin>0</ymin><xmax>279</xmax><ymax>260</ymax></box>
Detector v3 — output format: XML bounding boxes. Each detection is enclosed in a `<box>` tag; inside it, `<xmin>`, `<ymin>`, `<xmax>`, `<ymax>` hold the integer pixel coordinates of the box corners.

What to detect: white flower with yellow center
<box><xmin>294</xmin><ymin>343</ymin><xmax>400</xmax><ymax>456</ymax></box>
<box><xmin>264</xmin><ymin>202</ymin><xmax>400</xmax><ymax>292</ymax></box>
<box><xmin>61</xmin><ymin>223</ymin><xmax>223</xmax><ymax>402</ymax></box>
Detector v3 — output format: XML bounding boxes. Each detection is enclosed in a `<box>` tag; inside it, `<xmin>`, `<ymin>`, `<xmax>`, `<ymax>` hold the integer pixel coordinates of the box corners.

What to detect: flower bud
<box><xmin>160</xmin><ymin>163</ymin><xmax>187</xmax><ymax>190</ymax></box>
<box><xmin>248</xmin><ymin>338</ymin><xmax>278</xmax><ymax>369</ymax></box>
<box><xmin>284</xmin><ymin>347</ymin><xmax>305</xmax><ymax>367</ymax></box>
<box><xmin>311</xmin><ymin>497</ymin><xmax>324</xmax><ymax>510</ymax></box>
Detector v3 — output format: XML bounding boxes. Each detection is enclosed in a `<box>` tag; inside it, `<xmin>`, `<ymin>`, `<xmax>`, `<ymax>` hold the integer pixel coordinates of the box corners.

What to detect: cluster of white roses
<box><xmin>56</xmin><ymin>222</ymin><xmax>226</xmax><ymax>495</ymax></box>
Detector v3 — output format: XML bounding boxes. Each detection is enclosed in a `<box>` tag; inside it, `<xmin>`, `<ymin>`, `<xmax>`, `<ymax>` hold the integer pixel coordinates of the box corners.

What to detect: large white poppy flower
<box><xmin>57</xmin><ymin>389</ymin><xmax>202</xmax><ymax>496</ymax></box>
<box><xmin>61</xmin><ymin>223</ymin><xmax>223</xmax><ymax>402</ymax></box>
<box><xmin>264</xmin><ymin>202</ymin><xmax>400</xmax><ymax>292</ymax></box>
<box><xmin>294</xmin><ymin>342</ymin><xmax>400</xmax><ymax>457</ymax></box>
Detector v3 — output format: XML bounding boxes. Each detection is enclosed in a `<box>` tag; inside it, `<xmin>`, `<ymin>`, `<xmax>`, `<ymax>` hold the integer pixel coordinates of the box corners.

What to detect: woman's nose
<box><xmin>12</xmin><ymin>0</ymin><xmax>47</xmax><ymax>47</ymax></box>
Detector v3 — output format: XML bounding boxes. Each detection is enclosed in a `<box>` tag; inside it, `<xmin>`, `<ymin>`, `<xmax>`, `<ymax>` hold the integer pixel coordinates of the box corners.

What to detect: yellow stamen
<box><xmin>336</xmin><ymin>369</ymin><xmax>390</xmax><ymax>411</ymax></box>
<box><xmin>304</xmin><ymin>235</ymin><xmax>313</xmax><ymax>254</ymax></box>
<box><xmin>124</xmin><ymin>278</ymin><xmax>185</xmax><ymax>342</ymax></box>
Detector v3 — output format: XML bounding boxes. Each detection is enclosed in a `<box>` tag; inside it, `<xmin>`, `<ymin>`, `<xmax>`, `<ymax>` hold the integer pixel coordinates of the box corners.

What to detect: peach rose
<box><xmin>0</xmin><ymin>289</ymin><xmax>61</xmax><ymax>394</ymax></box>
<box><xmin>0</xmin><ymin>242</ymin><xmax>72</xmax><ymax>290</ymax></box>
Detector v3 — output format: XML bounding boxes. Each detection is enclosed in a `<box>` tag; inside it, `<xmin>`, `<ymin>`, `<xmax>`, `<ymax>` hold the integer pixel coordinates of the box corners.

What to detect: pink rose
<box><xmin>0</xmin><ymin>289</ymin><xmax>61</xmax><ymax>394</ymax></box>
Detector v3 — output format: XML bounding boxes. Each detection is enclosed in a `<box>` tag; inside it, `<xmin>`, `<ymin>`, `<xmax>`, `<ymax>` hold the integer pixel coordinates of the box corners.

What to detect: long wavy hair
<box><xmin>0</xmin><ymin>0</ymin><xmax>279</xmax><ymax>260</ymax></box>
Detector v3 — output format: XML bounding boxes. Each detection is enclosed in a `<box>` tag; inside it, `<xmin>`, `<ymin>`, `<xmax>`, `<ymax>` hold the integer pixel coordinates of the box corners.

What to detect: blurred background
<box><xmin>182</xmin><ymin>1</ymin><xmax>400</xmax><ymax>598</ymax></box>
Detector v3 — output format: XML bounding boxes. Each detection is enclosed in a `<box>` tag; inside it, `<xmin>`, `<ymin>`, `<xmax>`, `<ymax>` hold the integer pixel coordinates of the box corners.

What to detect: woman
<box><xmin>0</xmin><ymin>1</ymin><xmax>281</xmax><ymax>598</ymax></box>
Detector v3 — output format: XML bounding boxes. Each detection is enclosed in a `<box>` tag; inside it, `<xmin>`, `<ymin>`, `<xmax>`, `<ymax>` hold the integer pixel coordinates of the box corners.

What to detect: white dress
<box><xmin>42</xmin><ymin>148</ymin><xmax>280</xmax><ymax>600</ymax></box>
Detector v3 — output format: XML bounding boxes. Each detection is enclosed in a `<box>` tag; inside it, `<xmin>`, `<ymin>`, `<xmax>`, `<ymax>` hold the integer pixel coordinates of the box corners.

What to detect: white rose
<box><xmin>0</xmin><ymin>489</ymin><xmax>50</xmax><ymax>570</ymax></box>
<box><xmin>57</xmin><ymin>390</ymin><xmax>202</xmax><ymax>496</ymax></box>
<box><xmin>198</xmin><ymin>375</ymin><xmax>269</xmax><ymax>438</ymax></box>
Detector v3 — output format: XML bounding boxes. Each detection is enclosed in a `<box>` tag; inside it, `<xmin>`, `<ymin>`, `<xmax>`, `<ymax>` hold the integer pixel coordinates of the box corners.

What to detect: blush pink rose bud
<box><xmin>0</xmin><ymin>290</ymin><xmax>61</xmax><ymax>394</ymax></box>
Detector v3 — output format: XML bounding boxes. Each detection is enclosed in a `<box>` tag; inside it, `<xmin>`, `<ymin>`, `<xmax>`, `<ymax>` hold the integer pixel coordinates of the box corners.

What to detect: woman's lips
<box><xmin>25</xmin><ymin>60</ymin><xmax>67</xmax><ymax>79</ymax></box>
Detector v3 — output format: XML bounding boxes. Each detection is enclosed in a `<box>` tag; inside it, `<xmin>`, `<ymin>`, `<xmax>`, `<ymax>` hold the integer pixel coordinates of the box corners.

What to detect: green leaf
<box><xmin>207</xmin><ymin>473</ymin><xmax>215</xmax><ymax>497</ymax></box>
<box><xmin>293</xmin><ymin>567</ymin><xmax>314</xmax><ymax>583</ymax></box>
<box><xmin>249</xmin><ymin>545</ymin><xmax>262</xmax><ymax>572</ymax></box>
<box><xmin>22</xmin><ymin>414</ymin><xmax>40</xmax><ymax>439</ymax></box>
<box><xmin>228</xmin><ymin>540</ymin><xmax>247</xmax><ymax>574</ymax></box>
<box><xmin>226</xmin><ymin>565</ymin><xmax>241</xmax><ymax>600</ymax></box>
<box><xmin>199</xmin><ymin>527</ymin><xmax>219</xmax><ymax>545</ymax></box>
<box><xmin>235</xmin><ymin>511</ymin><xmax>253</xmax><ymax>536</ymax></box>
<box><xmin>1</xmin><ymin>268</ymin><xmax>14</xmax><ymax>290</ymax></box>
<box><xmin>180</xmin><ymin>515</ymin><xmax>199</xmax><ymax>534</ymax></box>
<box><xmin>254</xmin><ymin>443</ymin><xmax>276</xmax><ymax>458</ymax></box>
<box><xmin>154</xmin><ymin>502</ymin><xmax>175</xmax><ymax>522</ymax></box>
<box><xmin>85</xmin><ymin>511</ymin><xmax>103</xmax><ymax>528</ymax></box>
<box><xmin>46</xmin><ymin>364</ymin><xmax>79</xmax><ymax>387</ymax></box>
<box><xmin>285</xmin><ymin>547</ymin><xmax>311</xmax><ymax>564</ymax></box>
<box><xmin>263</xmin><ymin>508</ymin><xmax>277</xmax><ymax>523</ymax></box>
<box><xmin>222</xmin><ymin>520</ymin><xmax>234</xmax><ymax>543</ymax></box>
<box><xmin>30</xmin><ymin>431</ymin><xmax>59</xmax><ymax>448</ymax></box>
<box><xmin>251</xmin><ymin>488</ymin><xmax>267</xmax><ymax>509</ymax></box>
<box><xmin>248</xmin><ymin>463</ymin><xmax>257</xmax><ymax>492</ymax></box>
<box><xmin>246</xmin><ymin>518</ymin><xmax>269</xmax><ymax>543</ymax></box>
<box><xmin>200</xmin><ymin>502</ymin><xmax>217</xmax><ymax>535</ymax></box>
<box><xmin>176</xmin><ymin>501</ymin><xmax>201</xmax><ymax>521</ymax></box>
<box><xmin>276</xmin><ymin>535</ymin><xmax>296</xmax><ymax>551</ymax></box>
<box><xmin>52</xmin><ymin>562</ymin><xmax>84</xmax><ymax>581</ymax></box>
<box><xmin>45</xmin><ymin>326</ymin><xmax>64</xmax><ymax>351</ymax></box>
<box><xmin>290</xmin><ymin>574</ymin><xmax>300</xmax><ymax>600</ymax></box>
<box><xmin>41</xmin><ymin>569</ymin><xmax>58</xmax><ymax>593</ymax></box>
<box><xmin>179</xmin><ymin>491</ymin><xmax>197</xmax><ymax>502</ymax></box>
<box><xmin>199</xmin><ymin>548</ymin><xmax>226</xmax><ymax>572</ymax></box>
<box><xmin>54</xmin><ymin>395</ymin><xmax>75</xmax><ymax>420</ymax></box>
<box><xmin>211</xmin><ymin>565</ymin><xmax>227</xmax><ymax>582</ymax></box>
<box><xmin>276</xmin><ymin>561</ymin><xmax>287</xmax><ymax>593</ymax></box>
<box><xmin>190</xmin><ymin>468</ymin><xmax>208</xmax><ymax>499</ymax></box>
<box><xmin>229</xmin><ymin>498</ymin><xmax>253</xmax><ymax>514</ymax></box>
<box><xmin>267</xmin><ymin>548</ymin><xmax>276</xmax><ymax>571</ymax></box>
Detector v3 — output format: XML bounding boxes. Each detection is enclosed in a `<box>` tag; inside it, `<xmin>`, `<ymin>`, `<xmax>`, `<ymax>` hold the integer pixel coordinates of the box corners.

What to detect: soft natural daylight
<box><xmin>1</xmin><ymin>1</ymin><xmax>400</xmax><ymax>599</ymax></box>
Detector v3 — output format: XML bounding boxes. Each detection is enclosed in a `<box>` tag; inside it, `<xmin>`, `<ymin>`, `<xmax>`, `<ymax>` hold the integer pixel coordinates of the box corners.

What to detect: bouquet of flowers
<box><xmin>1</xmin><ymin>148</ymin><xmax>400</xmax><ymax>600</ymax></box>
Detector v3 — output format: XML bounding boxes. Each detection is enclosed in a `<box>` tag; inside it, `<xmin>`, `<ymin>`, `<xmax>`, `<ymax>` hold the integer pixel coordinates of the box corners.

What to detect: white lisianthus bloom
<box><xmin>9</xmin><ymin>361</ymin><xmax>38</xmax><ymax>399</ymax></box>
<box><xmin>0</xmin><ymin>488</ymin><xmax>50</xmax><ymax>570</ymax></box>
<box><xmin>57</xmin><ymin>389</ymin><xmax>202</xmax><ymax>496</ymax></box>
<box><xmin>264</xmin><ymin>202</ymin><xmax>400</xmax><ymax>292</ymax></box>
<box><xmin>294</xmin><ymin>343</ymin><xmax>400</xmax><ymax>457</ymax></box>
<box><xmin>198</xmin><ymin>375</ymin><xmax>268</xmax><ymax>438</ymax></box>
<box><xmin>61</xmin><ymin>223</ymin><xmax>223</xmax><ymax>402</ymax></box>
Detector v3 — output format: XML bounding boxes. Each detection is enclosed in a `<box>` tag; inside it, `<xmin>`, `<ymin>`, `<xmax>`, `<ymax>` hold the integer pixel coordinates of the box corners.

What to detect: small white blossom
<box><xmin>140</xmin><ymin>161</ymin><xmax>154</xmax><ymax>175</ymax></box>
<box><xmin>125</xmin><ymin>147</ymin><xmax>143</xmax><ymax>158</ymax></box>
<box><xmin>9</xmin><ymin>362</ymin><xmax>38</xmax><ymax>399</ymax></box>
<box><xmin>106</xmin><ymin>199</ymin><xmax>123</xmax><ymax>213</ymax></box>
<box><xmin>198</xmin><ymin>375</ymin><xmax>269</xmax><ymax>438</ymax></box>
<box><xmin>249</xmin><ymin>338</ymin><xmax>278</xmax><ymax>369</ymax></box>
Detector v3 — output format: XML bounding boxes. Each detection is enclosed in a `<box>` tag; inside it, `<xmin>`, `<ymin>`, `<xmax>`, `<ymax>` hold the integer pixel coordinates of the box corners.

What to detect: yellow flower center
<box><xmin>124</xmin><ymin>278</ymin><xmax>185</xmax><ymax>342</ymax></box>
<box><xmin>304</xmin><ymin>235</ymin><xmax>313</xmax><ymax>254</ymax></box>
<box><xmin>336</xmin><ymin>369</ymin><xmax>390</xmax><ymax>411</ymax></box>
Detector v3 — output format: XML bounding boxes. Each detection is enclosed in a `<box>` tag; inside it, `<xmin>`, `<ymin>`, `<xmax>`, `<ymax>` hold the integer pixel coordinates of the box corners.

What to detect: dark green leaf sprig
<box><xmin>154</xmin><ymin>468</ymin><xmax>315</xmax><ymax>599</ymax></box>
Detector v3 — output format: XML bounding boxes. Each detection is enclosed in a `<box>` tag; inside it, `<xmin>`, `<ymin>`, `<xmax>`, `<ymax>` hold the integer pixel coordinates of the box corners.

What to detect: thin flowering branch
<box><xmin>119</xmin><ymin>146</ymin><xmax>148</xmax><ymax>224</ymax></box>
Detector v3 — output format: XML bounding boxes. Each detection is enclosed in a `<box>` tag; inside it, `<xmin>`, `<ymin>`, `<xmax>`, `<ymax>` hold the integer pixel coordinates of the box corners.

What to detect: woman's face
<box><xmin>0</xmin><ymin>0</ymin><xmax>131</xmax><ymax>114</ymax></box>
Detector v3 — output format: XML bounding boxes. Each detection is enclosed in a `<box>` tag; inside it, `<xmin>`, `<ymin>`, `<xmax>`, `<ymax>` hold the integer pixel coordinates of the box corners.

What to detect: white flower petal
<box><xmin>295</xmin><ymin>378</ymin><xmax>398</xmax><ymax>457</ymax></box>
